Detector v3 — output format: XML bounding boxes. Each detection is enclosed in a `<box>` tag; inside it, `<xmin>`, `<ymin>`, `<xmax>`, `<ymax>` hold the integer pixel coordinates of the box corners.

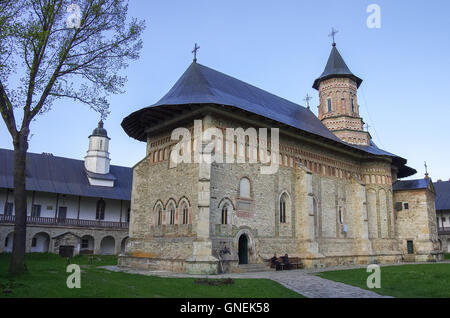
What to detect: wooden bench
<box><xmin>268</xmin><ymin>257</ymin><xmax>304</xmax><ymax>270</ymax></box>
<box><xmin>287</xmin><ymin>257</ymin><xmax>303</xmax><ymax>270</ymax></box>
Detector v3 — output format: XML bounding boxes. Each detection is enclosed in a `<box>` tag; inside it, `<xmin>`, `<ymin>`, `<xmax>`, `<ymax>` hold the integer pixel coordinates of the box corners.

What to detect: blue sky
<box><xmin>1</xmin><ymin>0</ymin><xmax>449</xmax><ymax>180</ymax></box>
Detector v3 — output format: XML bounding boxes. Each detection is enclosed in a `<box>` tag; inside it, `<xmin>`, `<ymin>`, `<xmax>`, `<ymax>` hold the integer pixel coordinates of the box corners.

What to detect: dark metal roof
<box><xmin>393</xmin><ymin>178</ymin><xmax>432</xmax><ymax>191</ymax></box>
<box><xmin>434</xmin><ymin>180</ymin><xmax>450</xmax><ymax>211</ymax></box>
<box><xmin>0</xmin><ymin>148</ymin><xmax>132</xmax><ymax>201</ymax></box>
<box><xmin>121</xmin><ymin>61</ymin><xmax>415</xmax><ymax>178</ymax></box>
<box><xmin>90</xmin><ymin>120</ymin><xmax>109</xmax><ymax>139</ymax></box>
<box><xmin>313</xmin><ymin>44</ymin><xmax>363</xmax><ymax>90</ymax></box>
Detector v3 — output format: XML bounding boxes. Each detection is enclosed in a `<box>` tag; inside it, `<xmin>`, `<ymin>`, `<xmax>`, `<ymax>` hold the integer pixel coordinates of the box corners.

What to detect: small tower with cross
<box><xmin>312</xmin><ymin>29</ymin><xmax>370</xmax><ymax>146</ymax></box>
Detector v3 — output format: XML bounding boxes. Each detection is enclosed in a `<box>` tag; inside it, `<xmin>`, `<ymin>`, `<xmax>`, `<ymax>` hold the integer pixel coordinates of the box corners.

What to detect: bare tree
<box><xmin>0</xmin><ymin>0</ymin><xmax>144</xmax><ymax>274</ymax></box>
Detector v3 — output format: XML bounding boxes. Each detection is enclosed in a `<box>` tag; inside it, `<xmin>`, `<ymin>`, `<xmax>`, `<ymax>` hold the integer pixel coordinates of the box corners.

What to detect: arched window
<box><xmin>156</xmin><ymin>205</ymin><xmax>163</xmax><ymax>225</ymax></box>
<box><xmin>279</xmin><ymin>195</ymin><xmax>287</xmax><ymax>224</ymax></box>
<box><xmin>96</xmin><ymin>199</ymin><xmax>106</xmax><ymax>220</ymax></box>
<box><xmin>221</xmin><ymin>205</ymin><xmax>228</xmax><ymax>225</ymax></box>
<box><xmin>168</xmin><ymin>204</ymin><xmax>175</xmax><ymax>225</ymax></box>
<box><xmin>181</xmin><ymin>202</ymin><xmax>189</xmax><ymax>225</ymax></box>
<box><xmin>239</xmin><ymin>178</ymin><xmax>251</xmax><ymax>198</ymax></box>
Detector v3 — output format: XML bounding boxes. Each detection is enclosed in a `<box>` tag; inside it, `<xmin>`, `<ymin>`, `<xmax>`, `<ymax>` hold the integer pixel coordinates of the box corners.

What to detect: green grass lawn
<box><xmin>0</xmin><ymin>253</ymin><xmax>302</xmax><ymax>298</ymax></box>
<box><xmin>316</xmin><ymin>263</ymin><xmax>450</xmax><ymax>298</ymax></box>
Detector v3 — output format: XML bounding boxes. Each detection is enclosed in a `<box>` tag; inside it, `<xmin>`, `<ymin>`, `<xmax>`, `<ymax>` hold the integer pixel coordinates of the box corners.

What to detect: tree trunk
<box><xmin>9</xmin><ymin>132</ymin><xmax>29</xmax><ymax>274</ymax></box>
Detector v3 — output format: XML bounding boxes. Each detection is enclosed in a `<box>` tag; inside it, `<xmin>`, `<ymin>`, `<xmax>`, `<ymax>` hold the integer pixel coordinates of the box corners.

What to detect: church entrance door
<box><xmin>238</xmin><ymin>235</ymin><xmax>248</xmax><ymax>265</ymax></box>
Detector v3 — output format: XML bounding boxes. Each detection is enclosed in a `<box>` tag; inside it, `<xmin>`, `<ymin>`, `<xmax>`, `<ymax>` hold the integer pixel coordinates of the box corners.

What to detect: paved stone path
<box><xmin>100</xmin><ymin>265</ymin><xmax>393</xmax><ymax>298</ymax></box>
<box><xmin>101</xmin><ymin>261</ymin><xmax>450</xmax><ymax>298</ymax></box>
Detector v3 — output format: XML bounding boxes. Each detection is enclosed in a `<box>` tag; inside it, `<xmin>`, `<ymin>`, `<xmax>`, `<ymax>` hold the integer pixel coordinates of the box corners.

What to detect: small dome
<box><xmin>91</xmin><ymin>120</ymin><xmax>108</xmax><ymax>138</ymax></box>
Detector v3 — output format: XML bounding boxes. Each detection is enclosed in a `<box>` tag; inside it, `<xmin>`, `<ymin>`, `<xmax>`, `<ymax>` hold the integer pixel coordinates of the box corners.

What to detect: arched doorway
<box><xmin>100</xmin><ymin>236</ymin><xmax>115</xmax><ymax>255</ymax></box>
<box><xmin>120</xmin><ymin>237</ymin><xmax>129</xmax><ymax>254</ymax></box>
<box><xmin>238</xmin><ymin>234</ymin><xmax>248</xmax><ymax>265</ymax></box>
<box><xmin>31</xmin><ymin>232</ymin><xmax>50</xmax><ymax>253</ymax></box>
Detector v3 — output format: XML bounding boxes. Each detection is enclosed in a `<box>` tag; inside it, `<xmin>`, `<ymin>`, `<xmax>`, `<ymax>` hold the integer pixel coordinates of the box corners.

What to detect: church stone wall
<box><xmin>120</xmin><ymin>112</ymin><xmax>441</xmax><ymax>273</ymax></box>
<box><xmin>394</xmin><ymin>188</ymin><xmax>441</xmax><ymax>262</ymax></box>
<box><xmin>124</xmin><ymin>154</ymin><xmax>199</xmax><ymax>271</ymax></box>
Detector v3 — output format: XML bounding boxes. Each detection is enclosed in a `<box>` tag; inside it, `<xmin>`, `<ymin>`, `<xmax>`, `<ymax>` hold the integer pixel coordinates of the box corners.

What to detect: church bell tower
<box><xmin>313</xmin><ymin>40</ymin><xmax>370</xmax><ymax>146</ymax></box>
<box><xmin>84</xmin><ymin>120</ymin><xmax>114</xmax><ymax>187</ymax></box>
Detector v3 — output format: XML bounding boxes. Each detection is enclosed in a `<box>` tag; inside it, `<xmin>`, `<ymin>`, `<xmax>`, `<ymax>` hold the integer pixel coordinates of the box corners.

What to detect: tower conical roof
<box><xmin>313</xmin><ymin>44</ymin><xmax>362</xmax><ymax>90</ymax></box>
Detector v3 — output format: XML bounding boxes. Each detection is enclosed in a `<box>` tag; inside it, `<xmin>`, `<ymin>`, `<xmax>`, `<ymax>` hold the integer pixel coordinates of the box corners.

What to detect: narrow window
<box><xmin>339</xmin><ymin>207</ymin><xmax>343</xmax><ymax>224</ymax></box>
<box><xmin>31</xmin><ymin>205</ymin><xmax>41</xmax><ymax>218</ymax></box>
<box><xmin>351</xmin><ymin>98</ymin><xmax>355</xmax><ymax>113</ymax></box>
<box><xmin>222</xmin><ymin>205</ymin><xmax>228</xmax><ymax>225</ymax></box>
<box><xmin>157</xmin><ymin>206</ymin><xmax>162</xmax><ymax>225</ymax></box>
<box><xmin>169</xmin><ymin>205</ymin><xmax>175</xmax><ymax>225</ymax></box>
<box><xmin>182</xmin><ymin>204</ymin><xmax>189</xmax><ymax>225</ymax></box>
<box><xmin>280</xmin><ymin>195</ymin><xmax>287</xmax><ymax>224</ymax></box>
<box><xmin>32</xmin><ymin>238</ymin><xmax>37</xmax><ymax>247</ymax></box>
<box><xmin>327</xmin><ymin>99</ymin><xmax>332</xmax><ymax>112</ymax></box>
<box><xmin>4</xmin><ymin>237</ymin><xmax>8</xmax><ymax>247</ymax></box>
<box><xmin>404</xmin><ymin>203</ymin><xmax>409</xmax><ymax>210</ymax></box>
<box><xmin>58</xmin><ymin>207</ymin><xmax>67</xmax><ymax>221</ymax></box>
<box><xmin>4</xmin><ymin>202</ymin><xmax>13</xmax><ymax>216</ymax></box>
<box><xmin>126</xmin><ymin>208</ymin><xmax>131</xmax><ymax>223</ymax></box>
<box><xmin>96</xmin><ymin>199</ymin><xmax>106</xmax><ymax>220</ymax></box>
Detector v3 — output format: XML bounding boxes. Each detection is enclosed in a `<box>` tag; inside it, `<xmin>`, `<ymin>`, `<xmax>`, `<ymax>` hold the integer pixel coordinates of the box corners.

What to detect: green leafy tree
<box><xmin>0</xmin><ymin>0</ymin><xmax>144</xmax><ymax>274</ymax></box>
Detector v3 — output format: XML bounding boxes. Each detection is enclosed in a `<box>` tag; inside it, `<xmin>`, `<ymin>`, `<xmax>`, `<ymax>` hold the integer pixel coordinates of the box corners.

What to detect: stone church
<box><xmin>119</xmin><ymin>42</ymin><xmax>442</xmax><ymax>274</ymax></box>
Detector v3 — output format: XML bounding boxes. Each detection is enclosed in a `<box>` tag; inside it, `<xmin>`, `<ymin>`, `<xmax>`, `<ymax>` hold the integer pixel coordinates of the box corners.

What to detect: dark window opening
<box><xmin>182</xmin><ymin>206</ymin><xmax>189</xmax><ymax>225</ymax></box>
<box><xmin>157</xmin><ymin>207</ymin><xmax>162</xmax><ymax>225</ymax></box>
<box><xmin>31</xmin><ymin>238</ymin><xmax>37</xmax><ymax>247</ymax></box>
<box><xmin>404</xmin><ymin>203</ymin><xmax>409</xmax><ymax>210</ymax></box>
<box><xmin>169</xmin><ymin>207</ymin><xmax>175</xmax><ymax>225</ymax></box>
<box><xmin>81</xmin><ymin>239</ymin><xmax>89</xmax><ymax>249</ymax></box>
<box><xmin>327</xmin><ymin>99</ymin><xmax>332</xmax><ymax>112</ymax></box>
<box><xmin>280</xmin><ymin>197</ymin><xmax>287</xmax><ymax>224</ymax></box>
<box><xmin>221</xmin><ymin>206</ymin><xmax>228</xmax><ymax>225</ymax></box>
<box><xmin>4</xmin><ymin>202</ymin><xmax>13</xmax><ymax>216</ymax></box>
<box><xmin>58</xmin><ymin>207</ymin><xmax>67</xmax><ymax>221</ymax></box>
<box><xmin>96</xmin><ymin>199</ymin><xmax>106</xmax><ymax>220</ymax></box>
<box><xmin>31</xmin><ymin>205</ymin><xmax>41</xmax><ymax>218</ymax></box>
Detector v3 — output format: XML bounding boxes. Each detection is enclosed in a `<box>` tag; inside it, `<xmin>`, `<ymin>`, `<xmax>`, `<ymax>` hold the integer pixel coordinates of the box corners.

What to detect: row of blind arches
<box><xmin>154</xmin><ymin>199</ymin><xmax>190</xmax><ymax>226</ymax></box>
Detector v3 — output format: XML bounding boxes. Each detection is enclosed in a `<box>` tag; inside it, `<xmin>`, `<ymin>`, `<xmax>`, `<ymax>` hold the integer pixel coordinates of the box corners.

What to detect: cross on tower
<box><xmin>192</xmin><ymin>43</ymin><xmax>200</xmax><ymax>62</ymax></box>
<box><xmin>303</xmin><ymin>94</ymin><xmax>313</xmax><ymax>109</ymax></box>
<box><xmin>329</xmin><ymin>27</ymin><xmax>339</xmax><ymax>46</ymax></box>
<box><xmin>424</xmin><ymin>161</ymin><xmax>429</xmax><ymax>179</ymax></box>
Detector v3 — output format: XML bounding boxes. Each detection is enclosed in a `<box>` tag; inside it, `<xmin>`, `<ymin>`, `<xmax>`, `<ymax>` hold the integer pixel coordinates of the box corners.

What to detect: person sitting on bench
<box><xmin>270</xmin><ymin>253</ymin><xmax>282</xmax><ymax>271</ymax></box>
<box><xmin>281</xmin><ymin>253</ymin><xmax>291</xmax><ymax>270</ymax></box>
